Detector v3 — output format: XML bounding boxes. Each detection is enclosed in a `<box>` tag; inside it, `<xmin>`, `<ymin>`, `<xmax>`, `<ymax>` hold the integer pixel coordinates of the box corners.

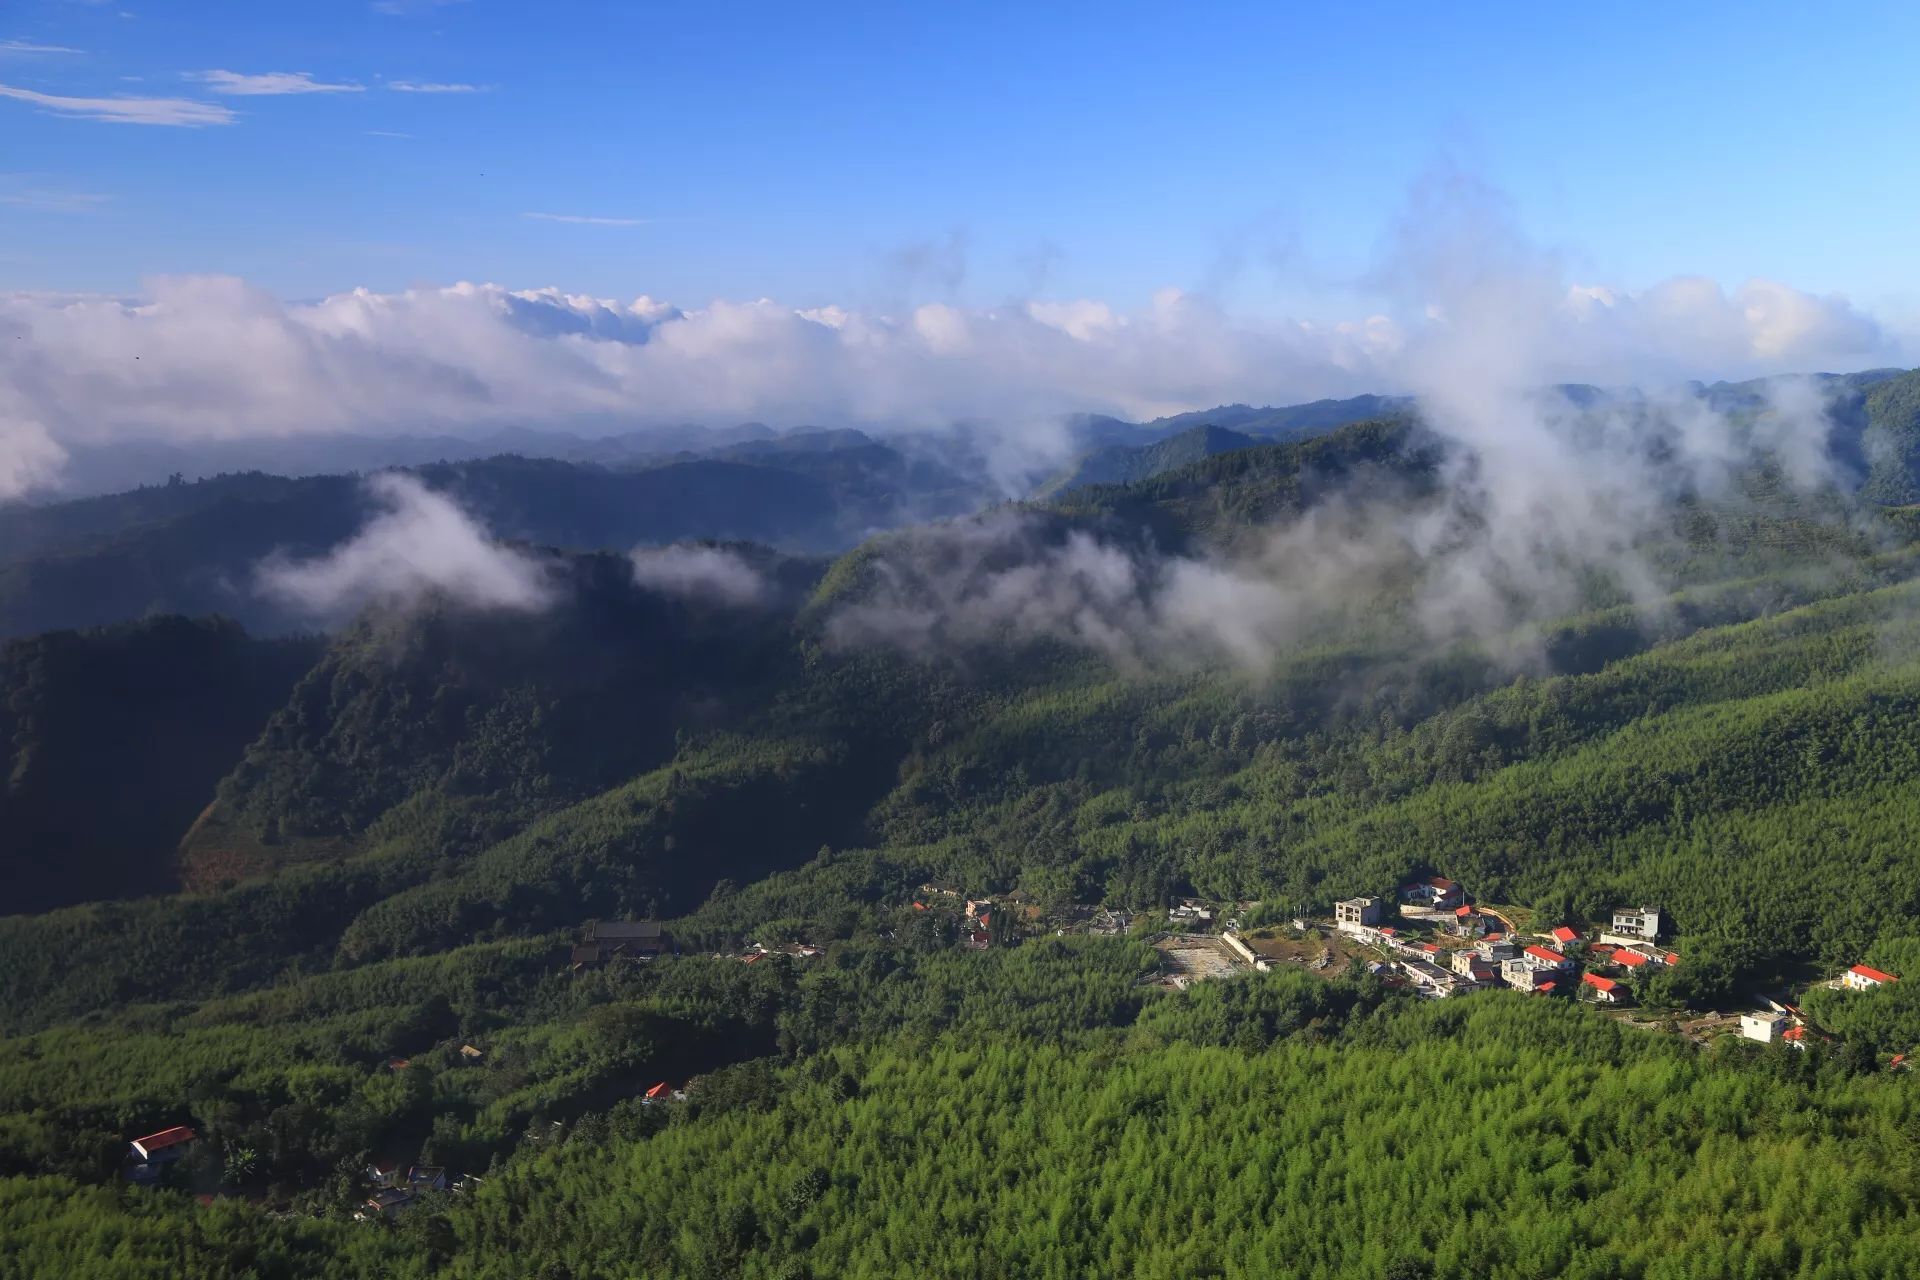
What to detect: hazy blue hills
<box><xmin>1035</xmin><ymin>424</ymin><xmax>1262</xmax><ymax>498</ymax></box>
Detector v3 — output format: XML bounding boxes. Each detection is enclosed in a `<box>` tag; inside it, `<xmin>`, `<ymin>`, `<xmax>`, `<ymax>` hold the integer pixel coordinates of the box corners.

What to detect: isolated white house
<box><xmin>1845</xmin><ymin>964</ymin><xmax>1898</xmax><ymax>991</ymax></box>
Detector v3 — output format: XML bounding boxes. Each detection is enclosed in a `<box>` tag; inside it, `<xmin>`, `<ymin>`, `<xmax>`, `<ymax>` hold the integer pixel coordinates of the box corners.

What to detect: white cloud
<box><xmin>630</xmin><ymin>545</ymin><xmax>768</xmax><ymax>606</ymax></box>
<box><xmin>0</xmin><ymin>260</ymin><xmax>1899</xmax><ymax>503</ymax></box>
<box><xmin>190</xmin><ymin>70</ymin><xmax>363</xmax><ymax>95</ymax></box>
<box><xmin>388</xmin><ymin>80</ymin><xmax>486</xmax><ymax>93</ymax></box>
<box><xmin>372</xmin><ymin>0</ymin><xmax>467</xmax><ymax>15</ymax></box>
<box><xmin>0</xmin><ymin>39</ymin><xmax>83</xmax><ymax>54</ymax></box>
<box><xmin>364</xmin><ymin>129</ymin><xmax>412</xmax><ymax>139</ymax></box>
<box><xmin>0</xmin><ymin>179</ymin><xmax>108</xmax><ymax>212</ymax></box>
<box><xmin>256</xmin><ymin>472</ymin><xmax>556</xmax><ymax>618</ymax></box>
<box><xmin>0</xmin><ymin>81</ymin><xmax>233</xmax><ymax>125</ymax></box>
<box><xmin>523</xmin><ymin>212</ymin><xmax>646</xmax><ymax>227</ymax></box>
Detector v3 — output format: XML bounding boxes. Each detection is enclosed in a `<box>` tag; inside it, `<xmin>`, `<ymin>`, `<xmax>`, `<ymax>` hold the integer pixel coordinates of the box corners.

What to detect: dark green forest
<box><xmin>12</xmin><ymin>388</ymin><xmax>1920</xmax><ymax>1276</ymax></box>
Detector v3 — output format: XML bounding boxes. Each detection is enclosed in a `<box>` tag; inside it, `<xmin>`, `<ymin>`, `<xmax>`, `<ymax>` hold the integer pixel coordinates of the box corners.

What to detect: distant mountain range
<box><xmin>5</xmin><ymin>372</ymin><xmax>1920</xmax><ymax>642</ymax></box>
<box><xmin>1034</xmin><ymin>425</ymin><xmax>1262</xmax><ymax>498</ymax></box>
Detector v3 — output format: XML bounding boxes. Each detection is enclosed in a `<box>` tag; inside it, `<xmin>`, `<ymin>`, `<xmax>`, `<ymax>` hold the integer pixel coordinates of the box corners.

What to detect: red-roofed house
<box><xmin>1664</xmin><ymin>952</ymin><xmax>1681</xmax><ymax>967</ymax></box>
<box><xmin>1535</xmin><ymin>980</ymin><xmax>1558</xmax><ymax>995</ymax></box>
<box><xmin>1524</xmin><ymin>945</ymin><xmax>1572</xmax><ymax>970</ymax></box>
<box><xmin>1550</xmin><ymin>925</ymin><xmax>1579</xmax><ymax>945</ymax></box>
<box><xmin>1614</xmin><ymin>949</ymin><xmax>1650</xmax><ymax>970</ymax></box>
<box><xmin>1782</xmin><ymin>1025</ymin><xmax>1809</xmax><ymax>1050</ymax></box>
<box><xmin>1845</xmin><ymin>964</ymin><xmax>1899</xmax><ymax>991</ymax></box>
<box><xmin>644</xmin><ymin>1082</ymin><xmax>672</xmax><ymax>1101</ymax></box>
<box><xmin>1581</xmin><ymin>972</ymin><xmax>1621</xmax><ymax>1003</ymax></box>
<box><xmin>131</xmin><ymin>1126</ymin><xmax>196</xmax><ymax>1163</ymax></box>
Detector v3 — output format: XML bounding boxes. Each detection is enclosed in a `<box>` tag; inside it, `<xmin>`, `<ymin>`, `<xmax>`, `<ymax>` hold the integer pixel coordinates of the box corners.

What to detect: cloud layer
<box><xmin>0</xmin><ymin>250</ymin><xmax>1902</xmax><ymax>503</ymax></box>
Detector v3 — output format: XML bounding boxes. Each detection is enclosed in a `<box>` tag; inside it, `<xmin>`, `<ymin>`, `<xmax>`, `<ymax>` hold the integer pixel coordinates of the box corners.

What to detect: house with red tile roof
<box><xmin>1581</xmin><ymin>972</ymin><xmax>1621</xmax><ymax>1002</ymax></box>
<box><xmin>1523</xmin><ymin>944</ymin><xmax>1572</xmax><ymax>970</ymax></box>
<box><xmin>1845</xmin><ymin>964</ymin><xmax>1899</xmax><ymax>991</ymax></box>
<box><xmin>1550</xmin><ymin>925</ymin><xmax>1579</xmax><ymax>945</ymax></box>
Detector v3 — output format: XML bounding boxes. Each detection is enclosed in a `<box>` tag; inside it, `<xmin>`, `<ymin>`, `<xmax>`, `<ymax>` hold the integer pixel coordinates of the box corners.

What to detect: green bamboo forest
<box><xmin>11</xmin><ymin>373</ymin><xmax>1920</xmax><ymax>1279</ymax></box>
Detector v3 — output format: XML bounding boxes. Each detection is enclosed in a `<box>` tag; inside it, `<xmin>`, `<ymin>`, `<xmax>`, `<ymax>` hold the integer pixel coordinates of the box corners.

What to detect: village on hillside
<box><xmin>902</xmin><ymin>876</ymin><xmax>1909</xmax><ymax>1063</ymax></box>
<box><xmin>116</xmin><ymin>880</ymin><xmax>1909</xmax><ymax>1217</ymax></box>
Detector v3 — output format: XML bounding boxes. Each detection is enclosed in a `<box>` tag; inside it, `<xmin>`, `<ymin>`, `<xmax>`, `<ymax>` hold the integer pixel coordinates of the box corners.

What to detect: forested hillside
<box><xmin>1033</xmin><ymin>424</ymin><xmax>1260</xmax><ymax>497</ymax></box>
<box><xmin>13</xmin><ymin>401</ymin><xmax>1920</xmax><ymax>1276</ymax></box>
<box><xmin>0</xmin><ymin>617</ymin><xmax>321</xmax><ymax>913</ymax></box>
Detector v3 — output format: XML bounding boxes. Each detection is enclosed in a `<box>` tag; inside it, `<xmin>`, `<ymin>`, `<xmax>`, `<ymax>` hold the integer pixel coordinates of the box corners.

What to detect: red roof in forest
<box><xmin>1614</xmin><ymin>949</ymin><xmax>1649</xmax><ymax>968</ymax></box>
<box><xmin>1524</xmin><ymin>945</ymin><xmax>1568</xmax><ymax>965</ymax></box>
<box><xmin>1664</xmin><ymin>952</ymin><xmax>1681</xmax><ymax>966</ymax></box>
<box><xmin>1551</xmin><ymin>926</ymin><xmax>1578</xmax><ymax>944</ymax></box>
<box><xmin>1429</xmin><ymin>877</ymin><xmax>1457</xmax><ymax>890</ymax></box>
<box><xmin>1420</xmin><ymin>943</ymin><xmax>1441</xmax><ymax>954</ymax></box>
<box><xmin>645</xmin><ymin>1082</ymin><xmax>672</xmax><ymax>1099</ymax></box>
<box><xmin>1455</xmin><ymin>905</ymin><xmax>1475</xmax><ymax>917</ymax></box>
<box><xmin>1582</xmin><ymin>973</ymin><xmax>1618</xmax><ymax>993</ymax></box>
<box><xmin>1782</xmin><ymin>1026</ymin><xmax>1807</xmax><ymax>1041</ymax></box>
<box><xmin>1536</xmin><ymin>981</ymin><xmax>1557</xmax><ymax>993</ymax></box>
<box><xmin>1851</xmin><ymin>964</ymin><xmax>1899</xmax><ymax>984</ymax></box>
<box><xmin>132</xmin><ymin>1126</ymin><xmax>196</xmax><ymax>1155</ymax></box>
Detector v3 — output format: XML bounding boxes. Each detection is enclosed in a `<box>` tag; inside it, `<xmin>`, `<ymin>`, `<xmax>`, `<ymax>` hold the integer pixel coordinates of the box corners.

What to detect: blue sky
<box><xmin>4</xmin><ymin>0</ymin><xmax>1919</xmax><ymax>317</ymax></box>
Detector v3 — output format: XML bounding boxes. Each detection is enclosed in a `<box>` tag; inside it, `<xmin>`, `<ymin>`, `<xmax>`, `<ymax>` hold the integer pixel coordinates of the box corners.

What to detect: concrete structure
<box><xmin>1334</xmin><ymin>896</ymin><xmax>1384</xmax><ymax>933</ymax></box>
<box><xmin>1222</xmin><ymin>931</ymin><xmax>1258</xmax><ymax>967</ymax></box>
<box><xmin>1450</xmin><ymin>950</ymin><xmax>1496</xmax><ymax>982</ymax></box>
<box><xmin>1610</xmin><ymin>906</ymin><xmax>1663</xmax><ymax>942</ymax></box>
<box><xmin>1398</xmin><ymin>877</ymin><xmax>1464</xmax><ymax>910</ymax></box>
<box><xmin>1741</xmin><ymin>1012</ymin><xmax>1789</xmax><ymax>1043</ymax></box>
<box><xmin>1400</xmin><ymin>958</ymin><xmax>1472</xmax><ymax>997</ymax></box>
<box><xmin>1502</xmin><ymin>959</ymin><xmax>1550</xmax><ymax>990</ymax></box>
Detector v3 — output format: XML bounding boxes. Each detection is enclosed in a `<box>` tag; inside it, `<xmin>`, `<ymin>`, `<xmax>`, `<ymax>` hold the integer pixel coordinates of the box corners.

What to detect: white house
<box><xmin>1741</xmin><ymin>1012</ymin><xmax>1789</xmax><ymax>1043</ymax></box>
<box><xmin>1845</xmin><ymin>964</ymin><xmax>1899</xmax><ymax>991</ymax></box>
<box><xmin>1609</xmin><ymin>906</ymin><xmax>1663</xmax><ymax>941</ymax></box>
